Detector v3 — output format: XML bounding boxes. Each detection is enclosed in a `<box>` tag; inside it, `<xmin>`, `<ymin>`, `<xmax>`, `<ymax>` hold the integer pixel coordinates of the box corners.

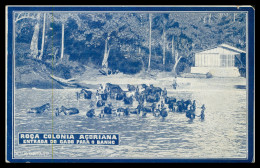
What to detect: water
<box><xmin>13</xmin><ymin>77</ymin><xmax>247</xmax><ymax>159</ymax></box>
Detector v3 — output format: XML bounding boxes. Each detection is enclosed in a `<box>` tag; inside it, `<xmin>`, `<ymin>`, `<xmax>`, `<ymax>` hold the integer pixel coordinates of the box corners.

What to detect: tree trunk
<box><xmin>102</xmin><ymin>38</ymin><xmax>109</xmax><ymax>69</ymax></box>
<box><xmin>172</xmin><ymin>52</ymin><xmax>182</xmax><ymax>75</ymax></box>
<box><xmin>171</xmin><ymin>36</ymin><xmax>174</xmax><ymax>59</ymax></box>
<box><xmin>148</xmin><ymin>13</ymin><xmax>152</xmax><ymax>71</ymax></box>
<box><xmin>60</xmin><ymin>23</ymin><xmax>65</xmax><ymax>60</ymax></box>
<box><xmin>30</xmin><ymin>14</ymin><xmax>40</xmax><ymax>59</ymax></box>
<box><xmin>38</xmin><ymin>13</ymin><xmax>46</xmax><ymax>60</ymax></box>
<box><xmin>162</xmin><ymin>29</ymin><xmax>166</xmax><ymax>67</ymax></box>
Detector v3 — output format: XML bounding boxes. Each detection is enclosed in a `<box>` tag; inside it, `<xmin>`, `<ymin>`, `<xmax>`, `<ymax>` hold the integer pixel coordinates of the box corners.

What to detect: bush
<box><xmin>118</xmin><ymin>57</ymin><xmax>143</xmax><ymax>74</ymax></box>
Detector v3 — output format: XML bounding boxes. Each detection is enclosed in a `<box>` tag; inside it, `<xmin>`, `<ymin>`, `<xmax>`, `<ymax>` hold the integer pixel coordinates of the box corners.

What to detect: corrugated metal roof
<box><xmin>195</xmin><ymin>43</ymin><xmax>246</xmax><ymax>54</ymax></box>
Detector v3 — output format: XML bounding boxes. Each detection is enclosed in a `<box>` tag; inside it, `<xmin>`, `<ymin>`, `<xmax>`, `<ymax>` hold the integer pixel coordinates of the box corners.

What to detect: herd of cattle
<box><xmin>27</xmin><ymin>83</ymin><xmax>206</xmax><ymax>120</ymax></box>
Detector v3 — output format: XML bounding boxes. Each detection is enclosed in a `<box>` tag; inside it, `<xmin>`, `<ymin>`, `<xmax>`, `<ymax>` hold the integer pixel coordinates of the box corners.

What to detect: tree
<box><xmin>79</xmin><ymin>13</ymin><xmax>145</xmax><ymax>70</ymax></box>
<box><xmin>148</xmin><ymin>13</ymin><xmax>152</xmax><ymax>71</ymax></box>
<box><xmin>29</xmin><ymin>14</ymin><xmax>41</xmax><ymax>59</ymax></box>
<box><xmin>51</xmin><ymin>13</ymin><xmax>82</xmax><ymax>62</ymax></box>
<box><xmin>15</xmin><ymin>12</ymin><xmax>41</xmax><ymax>59</ymax></box>
<box><xmin>38</xmin><ymin>13</ymin><xmax>46</xmax><ymax>60</ymax></box>
<box><xmin>153</xmin><ymin>14</ymin><xmax>170</xmax><ymax>68</ymax></box>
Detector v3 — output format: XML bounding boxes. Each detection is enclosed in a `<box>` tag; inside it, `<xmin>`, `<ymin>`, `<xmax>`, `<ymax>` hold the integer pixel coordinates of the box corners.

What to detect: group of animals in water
<box><xmin>27</xmin><ymin>83</ymin><xmax>206</xmax><ymax>120</ymax></box>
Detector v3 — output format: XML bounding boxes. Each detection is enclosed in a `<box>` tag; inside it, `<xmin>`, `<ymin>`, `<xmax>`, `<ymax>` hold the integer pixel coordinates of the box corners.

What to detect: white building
<box><xmin>191</xmin><ymin>44</ymin><xmax>246</xmax><ymax>77</ymax></box>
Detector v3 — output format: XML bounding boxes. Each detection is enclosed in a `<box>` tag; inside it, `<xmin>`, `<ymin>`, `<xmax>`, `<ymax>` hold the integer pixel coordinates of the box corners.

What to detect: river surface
<box><xmin>13</xmin><ymin>77</ymin><xmax>248</xmax><ymax>159</ymax></box>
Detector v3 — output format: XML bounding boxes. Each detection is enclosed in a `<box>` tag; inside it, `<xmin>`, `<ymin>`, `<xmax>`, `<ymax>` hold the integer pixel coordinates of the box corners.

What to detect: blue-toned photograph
<box><xmin>5</xmin><ymin>6</ymin><xmax>255</xmax><ymax>163</ymax></box>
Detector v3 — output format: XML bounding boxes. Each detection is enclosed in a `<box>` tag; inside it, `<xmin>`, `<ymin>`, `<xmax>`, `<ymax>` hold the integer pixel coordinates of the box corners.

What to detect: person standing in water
<box><xmin>162</xmin><ymin>88</ymin><xmax>167</xmax><ymax>99</ymax></box>
<box><xmin>200</xmin><ymin>104</ymin><xmax>206</xmax><ymax>119</ymax></box>
<box><xmin>172</xmin><ymin>77</ymin><xmax>178</xmax><ymax>90</ymax></box>
<box><xmin>192</xmin><ymin>100</ymin><xmax>196</xmax><ymax>111</ymax></box>
<box><xmin>99</xmin><ymin>84</ymin><xmax>104</xmax><ymax>94</ymax></box>
<box><xmin>96</xmin><ymin>90</ymin><xmax>100</xmax><ymax>101</ymax></box>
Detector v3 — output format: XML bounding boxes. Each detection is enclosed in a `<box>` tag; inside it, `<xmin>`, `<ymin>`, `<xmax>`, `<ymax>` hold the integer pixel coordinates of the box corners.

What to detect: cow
<box><xmin>116</xmin><ymin>92</ymin><xmax>125</xmax><ymax>100</ymax></box>
<box><xmin>86</xmin><ymin>109</ymin><xmax>95</xmax><ymax>118</ymax></box>
<box><xmin>60</xmin><ymin>106</ymin><xmax>79</xmax><ymax>115</ymax></box>
<box><xmin>123</xmin><ymin>96</ymin><xmax>134</xmax><ymax>105</ymax></box>
<box><xmin>97</xmin><ymin>100</ymin><xmax>105</xmax><ymax>107</ymax></box>
<box><xmin>105</xmin><ymin>83</ymin><xmax>124</xmax><ymax>99</ymax></box>
<box><xmin>138</xmin><ymin>103</ymin><xmax>156</xmax><ymax>113</ymax></box>
<box><xmin>127</xmin><ymin>84</ymin><xmax>136</xmax><ymax>92</ymax></box>
<box><xmin>165</xmin><ymin>97</ymin><xmax>176</xmax><ymax>104</ymax></box>
<box><xmin>77</xmin><ymin>89</ymin><xmax>92</xmax><ymax>100</ymax></box>
<box><xmin>100</xmin><ymin>93</ymin><xmax>108</xmax><ymax>101</ymax></box>
<box><xmin>146</xmin><ymin>93</ymin><xmax>160</xmax><ymax>103</ymax></box>
<box><xmin>27</xmin><ymin>103</ymin><xmax>50</xmax><ymax>114</ymax></box>
<box><xmin>160</xmin><ymin>108</ymin><xmax>168</xmax><ymax>118</ymax></box>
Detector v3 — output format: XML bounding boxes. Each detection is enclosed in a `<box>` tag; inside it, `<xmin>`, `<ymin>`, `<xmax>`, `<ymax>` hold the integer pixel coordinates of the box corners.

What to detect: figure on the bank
<box><xmin>172</xmin><ymin>77</ymin><xmax>178</xmax><ymax>89</ymax></box>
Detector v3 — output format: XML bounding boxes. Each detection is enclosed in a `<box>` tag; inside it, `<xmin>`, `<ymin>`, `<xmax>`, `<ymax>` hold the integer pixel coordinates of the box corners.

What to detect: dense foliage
<box><xmin>15</xmin><ymin>12</ymin><xmax>247</xmax><ymax>75</ymax></box>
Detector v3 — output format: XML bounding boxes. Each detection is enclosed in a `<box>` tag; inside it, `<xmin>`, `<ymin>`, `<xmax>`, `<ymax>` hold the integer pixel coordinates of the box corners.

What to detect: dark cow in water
<box><xmin>60</xmin><ymin>106</ymin><xmax>79</xmax><ymax>115</ymax></box>
<box><xmin>100</xmin><ymin>93</ymin><xmax>108</xmax><ymax>101</ymax></box>
<box><xmin>160</xmin><ymin>108</ymin><xmax>168</xmax><ymax>117</ymax></box>
<box><xmin>97</xmin><ymin>100</ymin><xmax>105</xmax><ymax>107</ymax></box>
<box><xmin>105</xmin><ymin>83</ymin><xmax>124</xmax><ymax>99</ymax></box>
<box><xmin>127</xmin><ymin>107</ymin><xmax>139</xmax><ymax>115</ymax></box>
<box><xmin>116</xmin><ymin>92</ymin><xmax>126</xmax><ymax>100</ymax></box>
<box><xmin>78</xmin><ymin>89</ymin><xmax>92</xmax><ymax>99</ymax></box>
<box><xmin>116</xmin><ymin>107</ymin><xmax>132</xmax><ymax>116</ymax></box>
<box><xmin>165</xmin><ymin>97</ymin><xmax>176</xmax><ymax>104</ymax></box>
<box><xmin>176</xmin><ymin>100</ymin><xmax>185</xmax><ymax>112</ymax></box>
<box><xmin>138</xmin><ymin>103</ymin><xmax>156</xmax><ymax>113</ymax></box>
<box><xmin>183</xmin><ymin>100</ymin><xmax>192</xmax><ymax>111</ymax></box>
<box><xmin>186</xmin><ymin>110</ymin><xmax>195</xmax><ymax>119</ymax></box>
<box><xmin>141</xmin><ymin>84</ymin><xmax>148</xmax><ymax>89</ymax></box>
<box><xmin>104</xmin><ymin>106</ymin><xmax>112</xmax><ymax>114</ymax></box>
<box><xmin>146</xmin><ymin>94</ymin><xmax>160</xmax><ymax>103</ymax></box>
<box><xmin>86</xmin><ymin>109</ymin><xmax>95</xmax><ymax>118</ymax></box>
<box><xmin>123</xmin><ymin>96</ymin><xmax>133</xmax><ymax>105</ymax></box>
<box><xmin>143</xmin><ymin>85</ymin><xmax>162</xmax><ymax>96</ymax></box>
<box><xmin>116</xmin><ymin>107</ymin><xmax>125</xmax><ymax>116</ymax></box>
<box><xmin>28</xmin><ymin>103</ymin><xmax>50</xmax><ymax>114</ymax></box>
<box><xmin>123</xmin><ymin>108</ymin><xmax>130</xmax><ymax>116</ymax></box>
<box><xmin>136</xmin><ymin>94</ymin><xmax>145</xmax><ymax>104</ymax></box>
<box><xmin>127</xmin><ymin>84</ymin><xmax>136</xmax><ymax>92</ymax></box>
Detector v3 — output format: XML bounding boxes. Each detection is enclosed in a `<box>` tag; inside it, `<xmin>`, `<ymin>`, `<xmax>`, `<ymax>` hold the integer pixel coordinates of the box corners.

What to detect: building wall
<box><xmin>195</xmin><ymin>47</ymin><xmax>241</xmax><ymax>67</ymax></box>
<box><xmin>195</xmin><ymin>53</ymin><xmax>220</xmax><ymax>67</ymax></box>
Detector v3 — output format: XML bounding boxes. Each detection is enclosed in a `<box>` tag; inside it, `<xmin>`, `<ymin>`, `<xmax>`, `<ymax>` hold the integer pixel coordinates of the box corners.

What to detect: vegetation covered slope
<box><xmin>14</xmin><ymin>12</ymin><xmax>247</xmax><ymax>88</ymax></box>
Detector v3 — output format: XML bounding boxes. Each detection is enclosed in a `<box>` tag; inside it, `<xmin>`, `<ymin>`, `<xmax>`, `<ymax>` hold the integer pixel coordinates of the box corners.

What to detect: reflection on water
<box><xmin>14</xmin><ymin>79</ymin><xmax>247</xmax><ymax>159</ymax></box>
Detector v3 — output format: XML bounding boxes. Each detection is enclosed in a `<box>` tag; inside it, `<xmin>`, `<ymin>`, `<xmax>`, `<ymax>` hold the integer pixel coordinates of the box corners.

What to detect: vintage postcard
<box><xmin>5</xmin><ymin>6</ymin><xmax>255</xmax><ymax>163</ymax></box>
